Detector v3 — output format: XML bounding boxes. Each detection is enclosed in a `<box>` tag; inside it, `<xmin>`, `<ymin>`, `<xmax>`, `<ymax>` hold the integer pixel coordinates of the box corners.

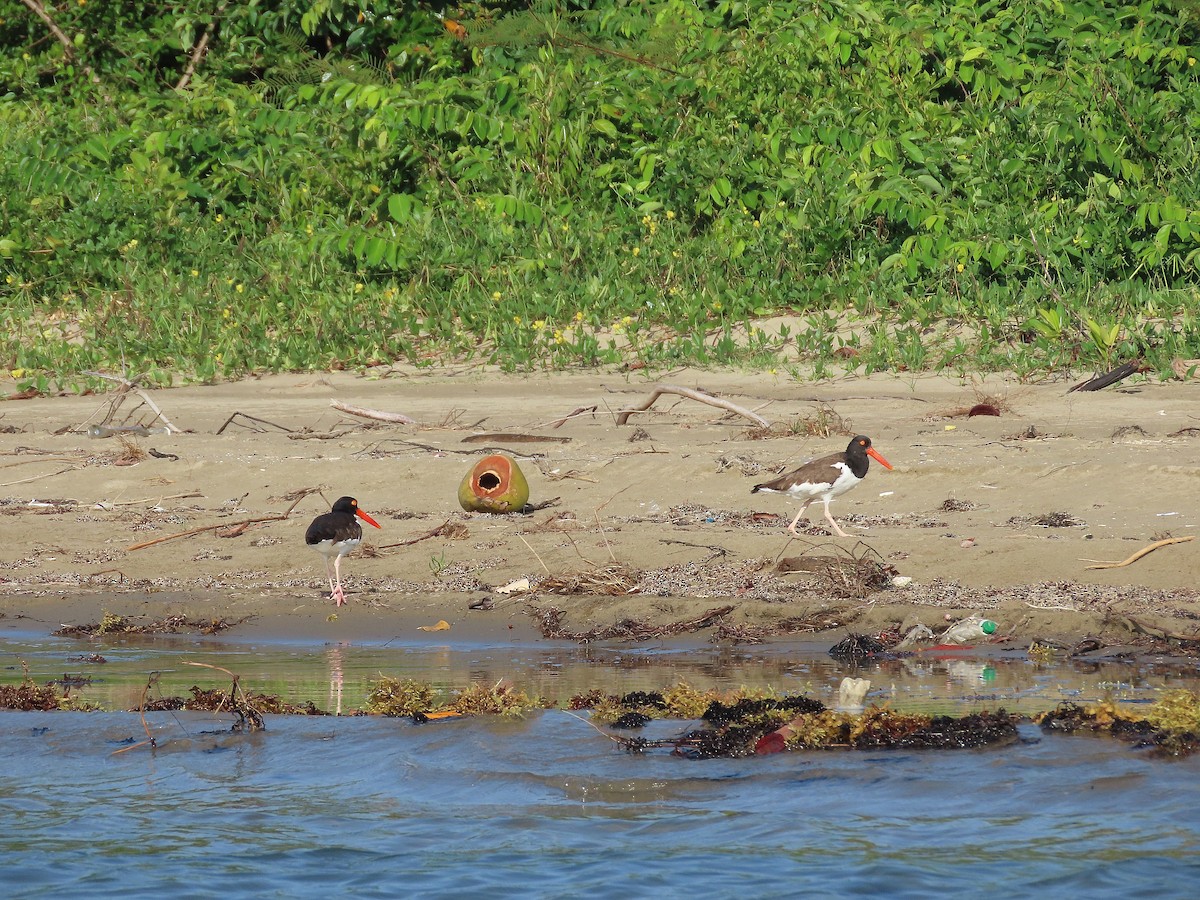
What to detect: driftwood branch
<box><xmin>1112</xmin><ymin>613</ymin><xmax>1200</xmax><ymax>643</ymax></box>
<box><xmin>0</xmin><ymin>465</ymin><xmax>80</xmax><ymax>487</ymax></box>
<box><xmin>330</xmin><ymin>399</ymin><xmax>418</xmax><ymax>425</ymax></box>
<box><xmin>376</xmin><ymin>518</ymin><xmax>458</xmax><ymax>550</ymax></box>
<box><xmin>175</xmin><ymin>2</ymin><xmax>228</xmax><ymax>91</ymax></box>
<box><xmin>85</xmin><ymin>371</ymin><xmax>183</xmax><ymax>433</ymax></box>
<box><xmin>1083</xmin><ymin>536</ymin><xmax>1194</xmax><ymax>570</ymax></box>
<box><xmin>615</xmin><ymin>384</ymin><xmax>770</xmax><ymax>428</ymax></box>
<box><xmin>1069</xmin><ymin>360</ymin><xmax>1145</xmax><ymax>393</ymax></box>
<box><xmin>125</xmin><ymin>491</ymin><xmax>315</xmax><ymax>551</ymax></box>
<box><xmin>215</xmin><ymin>411</ymin><xmax>293</xmax><ymax>435</ymax></box>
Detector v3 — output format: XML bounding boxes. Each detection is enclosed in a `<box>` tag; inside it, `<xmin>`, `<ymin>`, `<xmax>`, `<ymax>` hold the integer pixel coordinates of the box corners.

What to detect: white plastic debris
<box><xmin>496</xmin><ymin>578</ymin><xmax>530</xmax><ymax>595</ymax></box>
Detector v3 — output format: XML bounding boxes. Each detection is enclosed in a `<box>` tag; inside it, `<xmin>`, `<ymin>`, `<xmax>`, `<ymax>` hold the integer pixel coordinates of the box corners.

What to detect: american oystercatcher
<box><xmin>751</xmin><ymin>435</ymin><xmax>893</xmax><ymax>538</ymax></box>
<box><xmin>305</xmin><ymin>496</ymin><xmax>382</xmax><ymax>606</ymax></box>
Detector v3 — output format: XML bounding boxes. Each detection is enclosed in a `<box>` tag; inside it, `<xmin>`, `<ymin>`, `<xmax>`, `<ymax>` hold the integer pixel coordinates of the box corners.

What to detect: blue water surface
<box><xmin>3</xmin><ymin>705</ymin><xmax>1199</xmax><ymax>899</ymax></box>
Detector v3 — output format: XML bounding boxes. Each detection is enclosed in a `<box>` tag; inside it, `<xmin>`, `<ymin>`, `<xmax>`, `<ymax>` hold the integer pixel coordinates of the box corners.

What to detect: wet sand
<box><xmin>2</xmin><ymin>367</ymin><xmax>1199</xmax><ymax>655</ymax></box>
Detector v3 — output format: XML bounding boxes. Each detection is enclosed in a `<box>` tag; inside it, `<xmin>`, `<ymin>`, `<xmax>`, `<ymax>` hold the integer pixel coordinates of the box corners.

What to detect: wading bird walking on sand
<box><xmin>751</xmin><ymin>435</ymin><xmax>893</xmax><ymax>538</ymax></box>
<box><xmin>305</xmin><ymin>496</ymin><xmax>381</xmax><ymax>606</ymax></box>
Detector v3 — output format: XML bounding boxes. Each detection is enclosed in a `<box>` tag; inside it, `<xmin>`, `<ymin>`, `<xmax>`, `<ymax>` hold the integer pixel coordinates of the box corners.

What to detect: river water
<box><xmin>3</xmin><ymin>631</ymin><xmax>1200</xmax><ymax>897</ymax></box>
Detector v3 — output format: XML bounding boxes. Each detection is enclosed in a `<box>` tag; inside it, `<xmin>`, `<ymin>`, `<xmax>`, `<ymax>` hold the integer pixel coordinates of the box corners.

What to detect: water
<box><xmin>3</xmin><ymin>632</ymin><xmax>1200</xmax><ymax>897</ymax></box>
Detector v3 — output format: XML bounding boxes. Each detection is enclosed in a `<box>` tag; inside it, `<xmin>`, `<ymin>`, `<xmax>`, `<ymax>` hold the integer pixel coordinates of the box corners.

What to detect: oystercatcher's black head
<box><xmin>325</xmin><ymin>496</ymin><xmax>381</xmax><ymax>529</ymax></box>
<box><xmin>847</xmin><ymin>436</ymin><xmax>893</xmax><ymax>471</ymax></box>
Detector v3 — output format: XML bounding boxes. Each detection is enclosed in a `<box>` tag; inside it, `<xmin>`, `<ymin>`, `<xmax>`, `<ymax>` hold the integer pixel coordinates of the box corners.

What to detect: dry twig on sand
<box><xmin>615</xmin><ymin>384</ymin><xmax>770</xmax><ymax>428</ymax></box>
<box><xmin>85</xmin><ymin>371</ymin><xmax>183</xmax><ymax>434</ymax></box>
<box><xmin>330</xmin><ymin>399</ymin><xmax>418</xmax><ymax>425</ymax></box>
<box><xmin>1082</xmin><ymin>536</ymin><xmax>1194</xmax><ymax>570</ymax></box>
<box><xmin>376</xmin><ymin>518</ymin><xmax>468</xmax><ymax>550</ymax></box>
<box><xmin>216</xmin><ymin>411</ymin><xmax>293</xmax><ymax>435</ymax></box>
<box><xmin>125</xmin><ymin>489</ymin><xmax>318</xmax><ymax>551</ymax></box>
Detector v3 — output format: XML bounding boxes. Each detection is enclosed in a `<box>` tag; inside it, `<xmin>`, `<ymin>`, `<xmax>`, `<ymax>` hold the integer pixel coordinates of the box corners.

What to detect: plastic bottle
<box><xmin>940</xmin><ymin>616</ymin><xmax>998</xmax><ymax>645</ymax></box>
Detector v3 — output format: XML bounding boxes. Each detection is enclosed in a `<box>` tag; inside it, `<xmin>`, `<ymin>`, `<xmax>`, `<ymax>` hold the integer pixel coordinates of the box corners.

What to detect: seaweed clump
<box><xmin>609</xmin><ymin>686</ymin><xmax>1019</xmax><ymax>759</ymax></box>
<box><xmin>0</xmin><ymin>665</ymin><xmax>100</xmax><ymax>711</ymax></box>
<box><xmin>828</xmin><ymin>633</ymin><xmax>889</xmax><ymax>660</ymax></box>
<box><xmin>365</xmin><ymin>676</ymin><xmax>546</xmax><ymax>720</ymax></box>
<box><xmin>1036</xmin><ymin>690</ymin><xmax>1200</xmax><ymax>757</ymax></box>
<box><xmin>54</xmin><ymin>612</ymin><xmax>252</xmax><ymax>637</ymax></box>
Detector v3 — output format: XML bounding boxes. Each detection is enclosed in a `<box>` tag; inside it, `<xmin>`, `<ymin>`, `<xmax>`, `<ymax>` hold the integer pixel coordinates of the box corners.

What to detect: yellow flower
<box><xmin>666</xmin><ymin>210</ymin><xmax>675</xmax><ymax>220</ymax></box>
<box><xmin>4</xmin><ymin>275</ymin><xmax>12</xmax><ymax>284</ymax></box>
<box><xmin>621</xmin><ymin>315</ymin><xmax>633</xmax><ymax>326</ymax></box>
<box><xmin>632</xmin><ymin>246</ymin><xmax>641</xmax><ymax>257</ymax></box>
<box><xmin>236</xmin><ymin>283</ymin><xmax>245</xmax><ymax>293</ymax></box>
<box><xmin>493</xmin><ymin>291</ymin><xmax>502</xmax><ymax>301</ymax></box>
<box><xmin>190</xmin><ymin>269</ymin><xmax>199</xmax><ymax>277</ymax></box>
<box><xmin>956</xmin><ymin>263</ymin><xmax>964</xmax><ymax>273</ymax></box>
<box><xmin>223</xmin><ymin>308</ymin><xmax>232</xmax><ymax>318</ymax></box>
<box><xmin>561</xmin><ymin>223</ymin><xmax>570</xmax><ymax>232</ymax></box>
<box><xmin>215</xmin><ymin>214</ymin><xmax>224</xmax><ymax>223</ymax></box>
<box><xmin>753</xmin><ymin>220</ymin><xmax>760</xmax><ymax>228</ymax></box>
<box><xmin>513</xmin><ymin>316</ymin><xmax>521</xmax><ymax>325</ymax></box>
<box><xmin>532</xmin><ymin>319</ymin><xmax>546</xmax><ymax>331</ymax></box>
<box><xmin>553</xmin><ymin>330</ymin><xmax>564</xmax><ymax>344</ymax></box>
<box><xmin>354</xmin><ymin>282</ymin><xmax>364</xmax><ymax>293</ymax></box>
<box><xmin>305</xmin><ymin>224</ymin><xmax>314</xmax><ymax>236</ymax></box>
<box><xmin>713</xmin><ymin>302</ymin><xmax>723</xmax><ymax>312</ymax></box>
<box><xmin>574</xmin><ymin>311</ymin><xmax>584</xmax><ymax>322</ymax></box>
<box><xmin>1190</xmin><ymin>57</ymin><xmax>1197</xmax><ymax>67</ymax></box>
<box><xmin>11</xmin><ymin>368</ymin><xmax>25</xmax><ymax>378</ymax></box>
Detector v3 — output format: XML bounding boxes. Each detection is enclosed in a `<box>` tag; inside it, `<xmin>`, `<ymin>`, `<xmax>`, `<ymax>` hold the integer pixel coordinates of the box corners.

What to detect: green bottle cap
<box><xmin>981</xmin><ymin>620</ymin><xmax>997</xmax><ymax>635</ymax></box>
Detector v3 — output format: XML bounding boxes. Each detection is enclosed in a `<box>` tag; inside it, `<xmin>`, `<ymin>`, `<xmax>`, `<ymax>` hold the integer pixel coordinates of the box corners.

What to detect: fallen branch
<box><xmin>0</xmin><ymin>465</ymin><xmax>80</xmax><ymax>487</ymax></box>
<box><xmin>462</xmin><ymin>433</ymin><xmax>571</xmax><ymax>444</ymax></box>
<box><xmin>330</xmin><ymin>399</ymin><xmax>418</xmax><ymax>425</ymax></box>
<box><xmin>85</xmin><ymin>371</ymin><xmax>183</xmax><ymax>434</ymax></box>
<box><xmin>376</xmin><ymin>518</ymin><xmax>461</xmax><ymax>549</ymax></box>
<box><xmin>539</xmin><ymin>406</ymin><xmax>599</xmax><ymax>429</ymax></box>
<box><xmin>125</xmin><ymin>491</ymin><xmax>315</xmax><ymax>551</ymax></box>
<box><xmin>1113</xmin><ymin>614</ymin><xmax>1200</xmax><ymax>643</ymax></box>
<box><xmin>1069</xmin><ymin>360</ymin><xmax>1144</xmax><ymax>393</ymax></box>
<box><xmin>108</xmin><ymin>490</ymin><xmax>203</xmax><ymax>507</ymax></box>
<box><xmin>111</xmin><ymin>673</ymin><xmax>163</xmax><ymax>755</ymax></box>
<box><xmin>1083</xmin><ymin>536</ymin><xmax>1194</xmax><ymax>570</ymax></box>
<box><xmin>216</xmin><ymin>411</ymin><xmax>293</xmax><ymax>435</ymax></box>
<box><xmin>615</xmin><ymin>384</ymin><xmax>770</xmax><ymax>428</ymax></box>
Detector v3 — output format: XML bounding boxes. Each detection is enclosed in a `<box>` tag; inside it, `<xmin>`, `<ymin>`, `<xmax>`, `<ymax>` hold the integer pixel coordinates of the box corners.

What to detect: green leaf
<box><xmin>388</xmin><ymin>194</ymin><xmax>413</xmax><ymax>224</ymax></box>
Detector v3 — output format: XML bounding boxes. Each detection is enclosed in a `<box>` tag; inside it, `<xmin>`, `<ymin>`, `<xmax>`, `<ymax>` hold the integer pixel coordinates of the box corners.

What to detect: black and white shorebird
<box><xmin>305</xmin><ymin>496</ymin><xmax>382</xmax><ymax>606</ymax></box>
<box><xmin>751</xmin><ymin>435</ymin><xmax>893</xmax><ymax>537</ymax></box>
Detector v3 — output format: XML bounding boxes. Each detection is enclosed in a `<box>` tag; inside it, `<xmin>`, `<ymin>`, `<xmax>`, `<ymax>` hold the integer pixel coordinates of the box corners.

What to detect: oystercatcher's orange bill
<box><xmin>867</xmin><ymin>447</ymin><xmax>894</xmax><ymax>470</ymax></box>
<box><xmin>356</xmin><ymin>509</ymin><xmax>382</xmax><ymax>528</ymax></box>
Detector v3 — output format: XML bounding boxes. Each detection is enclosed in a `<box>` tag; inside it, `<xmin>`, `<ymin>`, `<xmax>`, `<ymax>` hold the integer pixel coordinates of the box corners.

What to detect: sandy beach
<box><xmin>2</xmin><ymin>367</ymin><xmax>1199</xmax><ymax>655</ymax></box>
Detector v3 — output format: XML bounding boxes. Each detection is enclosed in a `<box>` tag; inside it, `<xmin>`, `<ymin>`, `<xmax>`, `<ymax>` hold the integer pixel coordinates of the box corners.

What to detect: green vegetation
<box><xmin>2</xmin><ymin>0</ymin><xmax>1199</xmax><ymax>390</ymax></box>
